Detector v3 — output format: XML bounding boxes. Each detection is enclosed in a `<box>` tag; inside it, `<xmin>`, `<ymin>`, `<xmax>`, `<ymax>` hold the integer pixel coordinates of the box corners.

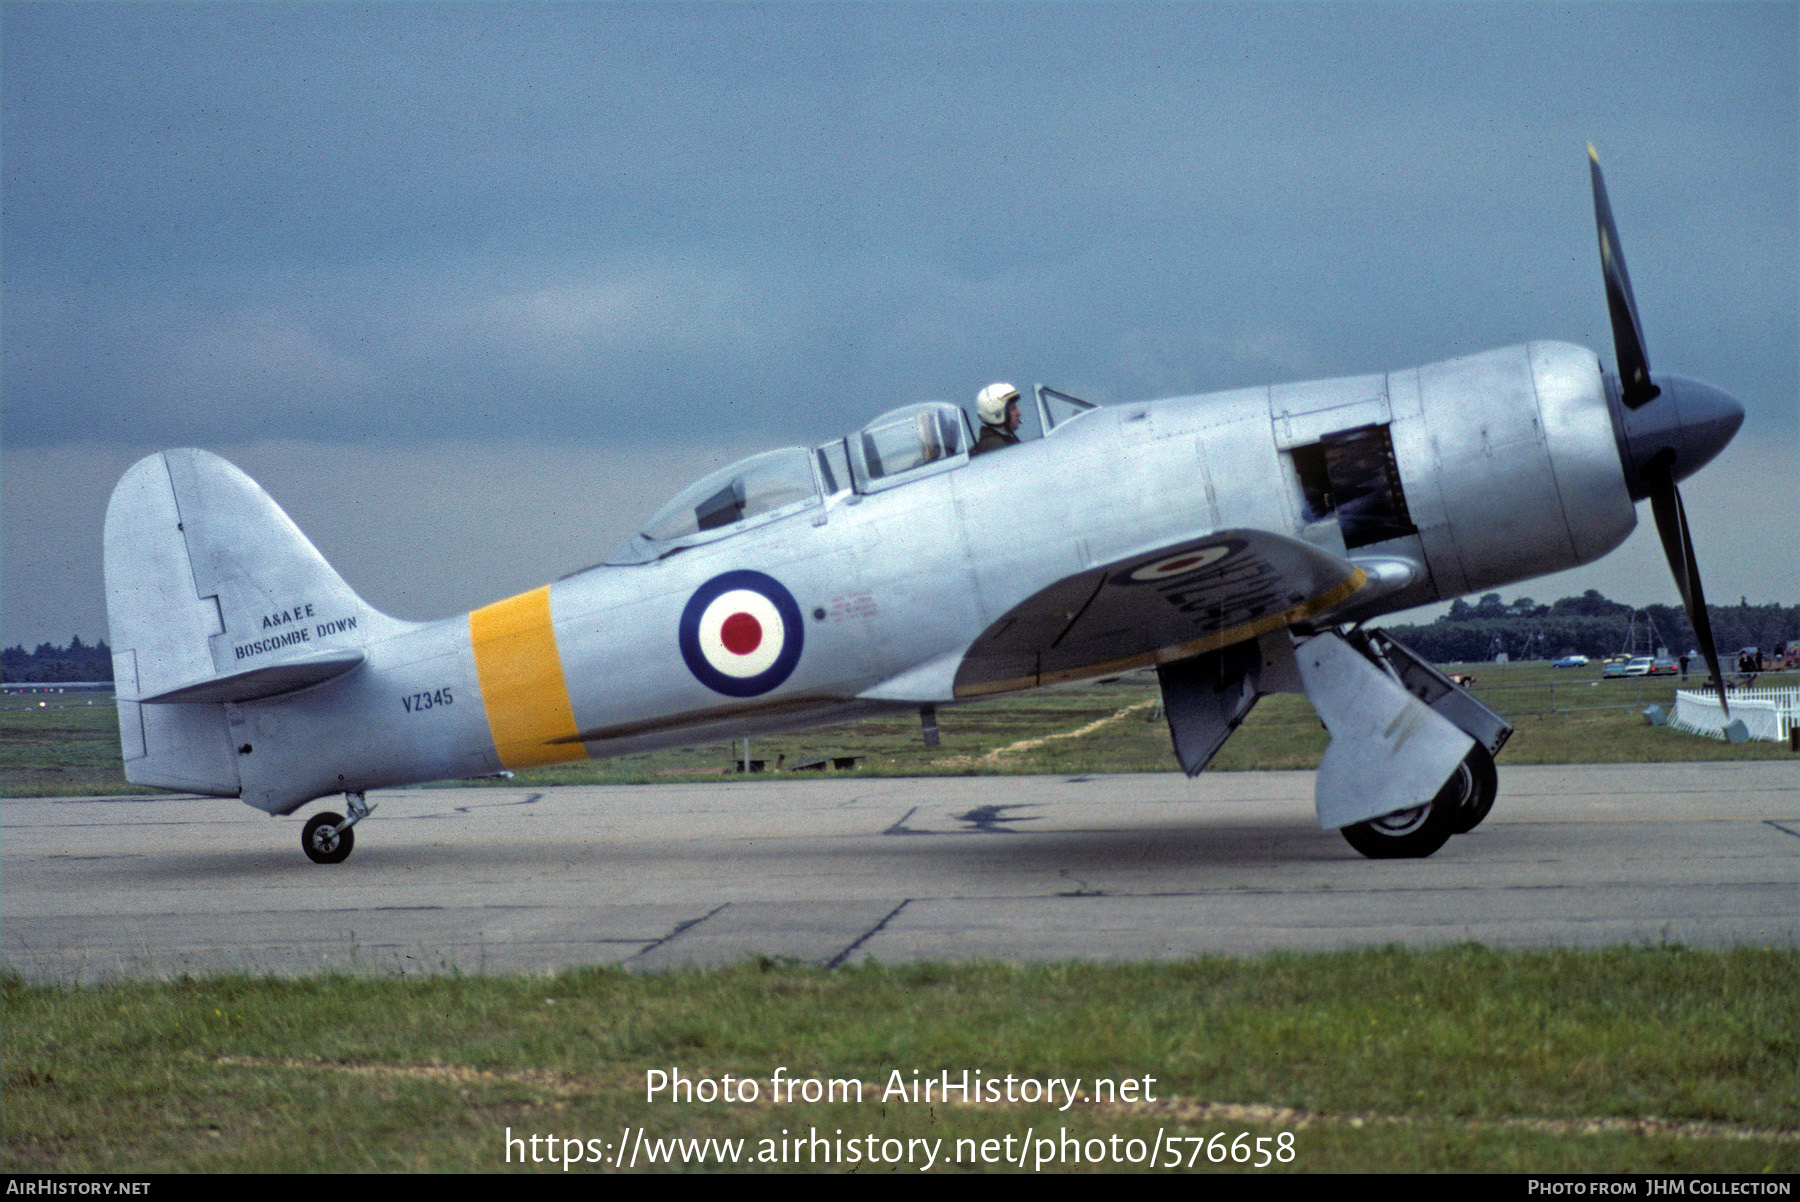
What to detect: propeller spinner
<box><xmin>1588</xmin><ymin>145</ymin><xmax>1743</xmax><ymax>712</ymax></box>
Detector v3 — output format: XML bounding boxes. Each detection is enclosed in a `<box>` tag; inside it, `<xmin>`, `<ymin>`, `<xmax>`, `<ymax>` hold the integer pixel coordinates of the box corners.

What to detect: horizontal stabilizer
<box><xmin>141</xmin><ymin>649</ymin><xmax>365</xmax><ymax>704</ymax></box>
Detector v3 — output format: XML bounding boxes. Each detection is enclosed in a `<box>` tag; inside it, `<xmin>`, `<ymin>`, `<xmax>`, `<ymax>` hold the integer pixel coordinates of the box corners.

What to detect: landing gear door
<box><xmin>1360</xmin><ymin>628</ymin><xmax>1514</xmax><ymax>757</ymax></box>
<box><xmin>1034</xmin><ymin>385</ymin><xmax>1099</xmax><ymax>437</ymax></box>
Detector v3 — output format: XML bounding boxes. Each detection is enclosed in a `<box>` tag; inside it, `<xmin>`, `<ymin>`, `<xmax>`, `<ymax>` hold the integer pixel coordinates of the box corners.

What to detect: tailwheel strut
<box><xmin>301</xmin><ymin>791</ymin><xmax>375</xmax><ymax>864</ymax></box>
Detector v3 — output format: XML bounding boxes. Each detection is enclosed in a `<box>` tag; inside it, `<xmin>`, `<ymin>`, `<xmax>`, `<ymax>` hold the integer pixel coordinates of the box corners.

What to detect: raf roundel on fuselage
<box><xmin>679</xmin><ymin>570</ymin><xmax>805</xmax><ymax>697</ymax></box>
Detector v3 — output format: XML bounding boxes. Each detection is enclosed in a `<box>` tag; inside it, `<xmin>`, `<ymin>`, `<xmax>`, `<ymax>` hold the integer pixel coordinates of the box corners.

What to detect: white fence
<box><xmin>1669</xmin><ymin>687</ymin><xmax>1799</xmax><ymax>742</ymax></box>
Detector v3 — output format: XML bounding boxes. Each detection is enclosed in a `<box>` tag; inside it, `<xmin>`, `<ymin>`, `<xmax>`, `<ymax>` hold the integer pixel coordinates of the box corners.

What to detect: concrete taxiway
<box><xmin>2</xmin><ymin>763</ymin><xmax>1793</xmax><ymax>982</ymax></box>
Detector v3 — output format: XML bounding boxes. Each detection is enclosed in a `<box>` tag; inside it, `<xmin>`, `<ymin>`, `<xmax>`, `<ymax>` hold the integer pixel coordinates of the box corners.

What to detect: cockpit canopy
<box><xmin>607</xmin><ymin>446</ymin><xmax>820</xmax><ymax>565</ymax></box>
<box><xmin>606</xmin><ymin>396</ymin><xmax>1076</xmax><ymax>565</ymax></box>
<box><xmin>848</xmin><ymin>402</ymin><xmax>969</xmax><ymax>491</ymax></box>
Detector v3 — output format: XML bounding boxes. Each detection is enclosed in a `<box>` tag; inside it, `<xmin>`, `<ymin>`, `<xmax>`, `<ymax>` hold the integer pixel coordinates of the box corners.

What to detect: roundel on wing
<box><xmin>679</xmin><ymin>570</ymin><xmax>805</xmax><ymax>697</ymax></box>
<box><xmin>1120</xmin><ymin>538</ymin><xmax>1246</xmax><ymax>584</ymax></box>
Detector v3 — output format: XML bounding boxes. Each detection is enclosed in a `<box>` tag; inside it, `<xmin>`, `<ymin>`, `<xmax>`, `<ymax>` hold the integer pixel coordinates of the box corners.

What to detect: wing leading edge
<box><xmin>953</xmin><ymin>529</ymin><xmax>1366</xmax><ymax>698</ymax></box>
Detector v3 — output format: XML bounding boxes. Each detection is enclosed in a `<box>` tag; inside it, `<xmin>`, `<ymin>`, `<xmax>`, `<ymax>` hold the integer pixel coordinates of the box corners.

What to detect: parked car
<box><xmin>1551</xmin><ymin>655</ymin><xmax>1589</xmax><ymax>668</ymax></box>
<box><xmin>1623</xmin><ymin>656</ymin><xmax>1657</xmax><ymax>676</ymax></box>
<box><xmin>1647</xmin><ymin>656</ymin><xmax>1678</xmax><ymax>676</ymax></box>
<box><xmin>1602</xmin><ymin>657</ymin><xmax>1631</xmax><ymax>678</ymax></box>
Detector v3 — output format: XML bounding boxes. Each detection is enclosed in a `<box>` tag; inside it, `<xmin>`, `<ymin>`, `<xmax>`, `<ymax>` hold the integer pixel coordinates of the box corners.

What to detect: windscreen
<box><xmin>639</xmin><ymin>448</ymin><xmax>819</xmax><ymax>543</ymax></box>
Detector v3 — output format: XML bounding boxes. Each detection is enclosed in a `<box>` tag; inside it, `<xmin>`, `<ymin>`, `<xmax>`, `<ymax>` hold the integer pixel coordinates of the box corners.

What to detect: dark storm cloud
<box><xmin>5</xmin><ymin>3</ymin><xmax>1793</xmax><ymax>450</ymax></box>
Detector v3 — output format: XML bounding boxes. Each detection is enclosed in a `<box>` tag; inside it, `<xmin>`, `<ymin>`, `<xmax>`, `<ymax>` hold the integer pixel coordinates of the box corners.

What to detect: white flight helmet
<box><xmin>977</xmin><ymin>382</ymin><xmax>1020</xmax><ymax>425</ymax></box>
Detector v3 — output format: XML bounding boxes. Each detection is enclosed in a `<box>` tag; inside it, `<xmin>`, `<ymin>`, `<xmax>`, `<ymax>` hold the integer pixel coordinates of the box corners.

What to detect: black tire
<box><xmin>302</xmin><ymin>811</ymin><xmax>353</xmax><ymax>864</ymax></box>
<box><xmin>1446</xmin><ymin>745</ymin><xmax>1499</xmax><ymax>835</ymax></box>
<box><xmin>1340</xmin><ymin>777</ymin><xmax>1461</xmax><ymax>860</ymax></box>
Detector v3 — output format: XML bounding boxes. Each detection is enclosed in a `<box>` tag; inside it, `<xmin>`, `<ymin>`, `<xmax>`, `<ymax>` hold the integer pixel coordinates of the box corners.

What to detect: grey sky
<box><xmin>4</xmin><ymin>2</ymin><xmax>1795</xmax><ymax>648</ymax></box>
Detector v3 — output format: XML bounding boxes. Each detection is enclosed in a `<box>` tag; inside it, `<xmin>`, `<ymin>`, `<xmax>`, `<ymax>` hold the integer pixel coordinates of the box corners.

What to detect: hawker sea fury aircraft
<box><xmin>104</xmin><ymin>149</ymin><xmax>1743</xmax><ymax>863</ymax></box>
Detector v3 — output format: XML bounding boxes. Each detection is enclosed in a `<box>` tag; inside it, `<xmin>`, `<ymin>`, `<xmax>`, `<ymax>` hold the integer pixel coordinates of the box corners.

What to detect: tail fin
<box><xmin>104</xmin><ymin>449</ymin><xmax>395</xmax><ymax>795</ymax></box>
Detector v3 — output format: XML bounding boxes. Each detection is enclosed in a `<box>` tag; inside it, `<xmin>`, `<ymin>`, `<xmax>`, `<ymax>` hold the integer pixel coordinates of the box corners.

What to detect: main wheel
<box><xmin>1446</xmin><ymin>745</ymin><xmax>1499</xmax><ymax>834</ymax></box>
<box><xmin>1340</xmin><ymin>776</ymin><xmax>1461</xmax><ymax>860</ymax></box>
<box><xmin>302</xmin><ymin>811</ymin><xmax>354</xmax><ymax>864</ymax></box>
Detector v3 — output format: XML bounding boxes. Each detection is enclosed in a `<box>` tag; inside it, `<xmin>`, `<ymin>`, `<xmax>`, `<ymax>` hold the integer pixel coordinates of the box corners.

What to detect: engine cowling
<box><xmin>1393</xmin><ymin>340</ymin><xmax>1638</xmax><ymax>601</ymax></box>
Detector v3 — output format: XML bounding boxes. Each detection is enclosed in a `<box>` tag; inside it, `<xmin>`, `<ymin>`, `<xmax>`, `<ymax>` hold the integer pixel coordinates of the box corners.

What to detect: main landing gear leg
<box><xmin>301</xmin><ymin>791</ymin><xmax>375</xmax><ymax>864</ymax></box>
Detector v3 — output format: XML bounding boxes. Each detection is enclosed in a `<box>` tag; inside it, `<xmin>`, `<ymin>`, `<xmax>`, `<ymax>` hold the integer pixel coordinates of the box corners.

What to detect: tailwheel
<box><xmin>301</xmin><ymin>791</ymin><xmax>373</xmax><ymax>864</ymax></box>
<box><xmin>302</xmin><ymin>811</ymin><xmax>353</xmax><ymax>864</ymax></box>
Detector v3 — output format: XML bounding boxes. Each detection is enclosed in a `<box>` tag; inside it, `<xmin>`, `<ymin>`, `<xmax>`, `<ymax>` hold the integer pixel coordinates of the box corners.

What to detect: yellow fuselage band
<box><xmin>469</xmin><ymin>586</ymin><xmax>586</xmax><ymax>769</ymax></box>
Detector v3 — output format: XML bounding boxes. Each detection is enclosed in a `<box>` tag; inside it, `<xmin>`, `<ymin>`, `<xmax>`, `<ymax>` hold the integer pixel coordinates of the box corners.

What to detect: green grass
<box><xmin>5</xmin><ymin>664</ymin><xmax>1791</xmax><ymax>797</ymax></box>
<box><xmin>0</xmin><ymin>694</ymin><xmax>135</xmax><ymax>796</ymax></box>
<box><xmin>3</xmin><ymin>947</ymin><xmax>1794</xmax><ymax>1173</ymax></box>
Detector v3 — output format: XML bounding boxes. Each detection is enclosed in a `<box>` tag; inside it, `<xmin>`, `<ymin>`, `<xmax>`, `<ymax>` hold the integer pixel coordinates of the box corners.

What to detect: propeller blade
<box><xmin>1644</xmin><ymin>459</ymin><xmax>1728</xmax><ymax>715</ymax></box>
<box><xmin>1589</xmin><ymin>144</ymin><xmax>1660</xmax><ymax>408</ymax></box>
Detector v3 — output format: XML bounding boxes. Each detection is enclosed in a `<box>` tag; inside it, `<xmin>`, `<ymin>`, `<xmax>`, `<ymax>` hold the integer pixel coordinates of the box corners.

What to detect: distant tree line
<box><xmin>1384</xmin><ymin>590</ymin><xmax>1800</xmax><ymax>665</ymax></box>
<box><xmin>2</xmin><ymin>636</ymin><xmax>114</xmax><ymax>682</ymax></box>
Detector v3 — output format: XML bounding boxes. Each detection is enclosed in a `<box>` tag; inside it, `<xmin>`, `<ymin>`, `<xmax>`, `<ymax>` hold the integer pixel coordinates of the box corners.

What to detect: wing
<box><xmin>954</xmin><ymin>529</ymin><xmax>1367</xmax><ymax>697</ymax></box>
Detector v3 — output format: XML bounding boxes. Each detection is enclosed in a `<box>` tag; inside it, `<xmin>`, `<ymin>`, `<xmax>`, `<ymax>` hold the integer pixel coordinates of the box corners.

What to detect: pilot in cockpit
<box><xmin>972</xmin><ymin>382</ymin><xmax>1022</xmax><ymax>456</ymax></box>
